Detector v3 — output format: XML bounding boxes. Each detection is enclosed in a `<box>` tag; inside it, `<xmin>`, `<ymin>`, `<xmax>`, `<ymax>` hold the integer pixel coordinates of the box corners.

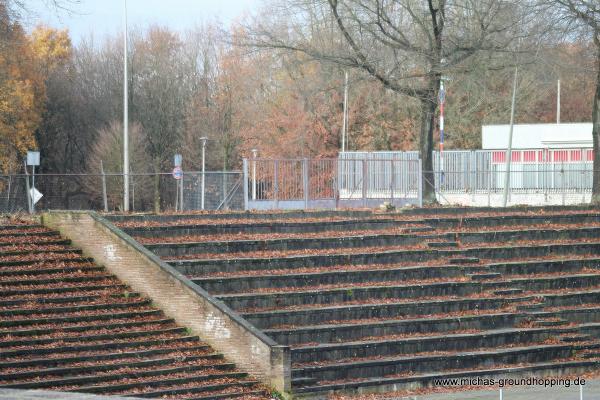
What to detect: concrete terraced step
<box><xmin>0</xmin><ymin>345</ymin><xmax>220</xmax><ymax>369</ymax></box>
<box><xmin>106</xmin><ymin>210</ymin><xmax>376</xmax><ymax>223</ymax></box>
<box><xmin>0</xmin><ymin>283</ymin><xmax>128</xmax><ymax>298</ymax></box>
<box><xmin>0</xmin><ymin>326</ymin><xmax>186</xmax><ymax>348</ymax></box>
<box><xmin>123</xmin><ymin>218</ymin><xmax>406</xmax><ymax>238</ymax></box>
<box><xmin>265</xmin><ymin>309</ymin><xmax>600</xmax><ymax>346</ymax></box>
<box><xmin>0</xmin><ymin>256</ymin><xmax>94</xmax><ymax>268</ymax></box>
<box><xmin>106</xmin><ymin>380</ymin><xmax>260</xmax><ymax>399</ymax></box>
<box><xmin>0</xmin><ymin>298</ymin><xmax>151</xmax><ymax>318</ymax></box>
<box><xmin>0</xmin><ymin>366</ymin><xmax>248</xmax><ymax>390</ymax></box>
<box><xmin>0</xmin><ymin>265</ymin><xmax>103</xmax><ymax>278</ymax></box>
<box><xmin>147</xmin><ymin>231</ymin><xmax>452</xmax><ymax>257</ymax></box>
<box><xmin>427</xmin><ymin>242</ymin><xmax>459</xmax><ymax>248</ymax></box>
<box><xmin>171</xmin><ymin>242</ymin><xmax>600</xmax><ymax>275</ymax></box>
<box><xmin>422</xmin><ymin>212</ymin><xmax>600</xmax><ymax>228</ymax></box>
<box><xmin>0</xmin><ymin>335</ymin><xmax>203</xmax><ymax>358</ymax></box>
<box><xmin>292</xmin><ymin>359</ymin><xmax>600</xmax><ymax>395</ymax></box>
<box><xmin>291</xmin><ymin>343</ymin><xmax>599</xmax><ymax>382</ymax></box>
<box><xmin>0</xmin><ymin>230</ymin><xmax>60</xmax><ymax>238</ymax></box>
<box><xmin>216</xmin><ymin>273</ymin><xmax>600</xmax><ymax>310</ymax></box>
<box><xmin>240</xmin><ymin>296</ymin><xmax>529</xmax><ymax>329</ymax></box>
<box><xmin>193</xmin><ymin>265</ymin><xmax>469</xmax><ymax>294</ymax></box>
<box><xmin>193</xmin><ymin>257</ymin><xmax>600</xmax><ymax>294</ymax></box>
<box><xmin>0</xmin><ymin>317</ymin><xmax>173</xmax><ymax>337</ymax></box>
<box><xmin>290</xmin><ymin>327</ymin><xmax>579</xmax><ymax>364</ymax></box>
<box><xmin>468</xmin><ymin>272</ymin><xmax>502</xmax><ymax>281</ymax></box>
<box><xmin>0</xmin><ymin>355</ymin><xmax>234</xmax><ymax>382</ymax></box>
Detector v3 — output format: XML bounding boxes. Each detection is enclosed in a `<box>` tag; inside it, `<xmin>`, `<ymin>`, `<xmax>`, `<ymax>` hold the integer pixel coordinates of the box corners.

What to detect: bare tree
<box><xmin>3</xmin><ymin>0</ymin><xmax>80</xmax><ymax>18</ymax></box>
<box><xmin>247</xmin><ymin>0</ymin><xmax>542</xmax><ymax>203</ymax></box>
<box><xmin>544</xmin><ymin>1</ymin><xmax>599</xmax><ymax>202</ymax></box>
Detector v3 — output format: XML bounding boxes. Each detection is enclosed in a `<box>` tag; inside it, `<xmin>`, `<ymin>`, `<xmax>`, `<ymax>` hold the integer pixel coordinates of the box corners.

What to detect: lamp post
<box><xmin>341</xmin><ymin>71</ymin><xmax>348</xmax><ymax>153</ymax></box>
<box><xmin>502</xmin><ymin>67</ymin><xmax>519</xmax><ymax>207</ymax></box>
<box><xmin>200</xmin><ymin>137</ymin><xmax>208</xmax><ymax>210</ymax></box>
<box><xmin>123</xmin><ymin>0</ymin><xmax>130</xmax><ymax>212</ymax></box>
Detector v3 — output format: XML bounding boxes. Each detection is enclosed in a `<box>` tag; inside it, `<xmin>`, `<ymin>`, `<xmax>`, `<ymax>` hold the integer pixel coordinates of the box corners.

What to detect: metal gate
<box><xmin>243</xmin><ymin>158</ymin><xmax>422</xmax><ymax>210</ymax></box>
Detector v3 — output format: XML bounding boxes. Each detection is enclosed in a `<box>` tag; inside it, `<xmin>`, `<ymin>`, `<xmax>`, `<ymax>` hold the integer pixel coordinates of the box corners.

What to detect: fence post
<box><xmin>487</xmin><ymin>168</ymin><xmax>491</xmax><ymax>207</ymax></box>
<box><xmin>390</xmin><ymin>159</ymin><xmax>395</xmax><ymax>205</ymax></box>
<box><xmin>274</xmin><ymin>160</ymin><xmax>279</xmax><ymax>210</ymax></box>
<box><xmin>417</xmin><ymin>159</ymin><xmax>423</xmax><ymax>207</ymax></box>
<box><xmin>101</xmin><ymin>160</ymin><xmax>108</xmax><ymax>212</ymax></box>
<box><xmin>303</xmin><ymin>158</ymin><xmax>309</xmax><ymax>210</ymax></box>
<box><xmin>362</xmin><ymin>159</ymin><xmax>367</xmax><ymax>207</ymax></box>
<box><xmin>6</xmin><ymin>175</ymin><xmax>11</xmax><ymax>212</ymax></box>
<box><xmin>180</xmin><ymin>172</ymin><xmax>185</xmax><ymax>211</ymax></box>
<box><xmin>243</xmin><ymin>159</ymin><xmax>249</xmax><ymax>211</ymax></box>
<box><xmin>24</xmin><ymin>160</ymin><xmax>32</xmax><ymax>214</ymax></box>
<box><xmin>561</xmin><ymin>160</ymin><xmax>566</xmax><ymax>206</ymax></box>
<box><xmin>470</xmin><ymin>150</ymin><xmax>476</xmax><ymax>202</ymax></box>
<box><xmin>223</xmin><ymin>173</ymin><xmax>229</xmax><ymax>210</ymax></box>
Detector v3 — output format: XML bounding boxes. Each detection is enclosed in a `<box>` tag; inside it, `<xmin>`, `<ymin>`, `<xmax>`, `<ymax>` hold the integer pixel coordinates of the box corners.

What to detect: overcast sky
<box><xmin>26</xmin><ymin>0</ymin><xmax>261</xmax><ymax>43</ymax></box>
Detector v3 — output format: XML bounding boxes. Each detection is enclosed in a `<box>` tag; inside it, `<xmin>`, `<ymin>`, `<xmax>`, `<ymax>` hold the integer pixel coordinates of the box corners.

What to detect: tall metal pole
<box><xmin>439</xmin><ymin>80</ymin><xmax>446</xmax><ymax>185</ymax></box>
<box><xmin>502</xmin><ymin>67</ymin><xmax>519</xmax><ymax>207</ymax></box>
<box><xmin>200</xmin><ymin>137</ymin><xmax>207</xmax><ymax>210</ymax></box>
<box><xmin>341</xmin><ymin>71</ymin><xmax>348</xmax><ymax>153</ymax></box>
<box><xmin>557</xmin><ymin>79</ymin><xmax>561</xmax><ymax>124</ymax></box>
<box><xmin>31</xmin><ymin>166</ymin><xmax>35</xmax><ymax>213</ymax></box>
<box><xmin>252</xmin><ymin>149</ymin><xmax>258</xmax><ymax>200</ymax></box>
<box><xmin>123</xmin><ymin>0</ymin><xmax>130</xmax><ymax>212</ymax></box>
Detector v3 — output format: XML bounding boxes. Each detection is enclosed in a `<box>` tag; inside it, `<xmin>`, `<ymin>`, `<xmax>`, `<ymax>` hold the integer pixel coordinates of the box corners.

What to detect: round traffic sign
<box><xmin>172</xmin><ymin>166</ymin><xmax>183</xmax><ymax>180</ymax></box>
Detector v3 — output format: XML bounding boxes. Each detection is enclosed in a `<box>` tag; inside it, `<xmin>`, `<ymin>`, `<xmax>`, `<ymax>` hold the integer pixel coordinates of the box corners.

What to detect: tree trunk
<box><xmin>592</xmin><ymin>44</ymin><xmax>600</xmax><ymax>204</ymax></box>
<box><xmin>153</xmin><ymin>160</ymin><xmax>161</xmax><ymax>213</ymax></box>
<box><xmin>419</xmin><ymin>90</ymin><xmax>438</xmax><ymax>205</ymax></box>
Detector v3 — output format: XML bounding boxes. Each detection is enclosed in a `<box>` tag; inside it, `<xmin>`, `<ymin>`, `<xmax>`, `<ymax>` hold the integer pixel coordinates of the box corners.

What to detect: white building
<box><xmin>482</xmin><ymin>123</ymin><xmax>592</xmax><ymax>149</ymax></box>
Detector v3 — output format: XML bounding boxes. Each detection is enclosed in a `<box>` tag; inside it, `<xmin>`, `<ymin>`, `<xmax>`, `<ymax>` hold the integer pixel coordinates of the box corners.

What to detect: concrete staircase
<box><xmin>112</xmin><ymin>208</ymin><xmax>600</xmax><ymax>396</ymax></box>
<box><xmin>0</xmin><ymin>219</ymin><xmax>268</xmax><ymax>400</ymax></box>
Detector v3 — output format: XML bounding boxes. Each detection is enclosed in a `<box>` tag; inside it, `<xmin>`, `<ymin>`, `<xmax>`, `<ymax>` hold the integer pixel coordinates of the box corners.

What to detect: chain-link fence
<box><xmin>0</xmin><ymin>171</ymin><xmax>243</xmax><ymax>213</ymax></box>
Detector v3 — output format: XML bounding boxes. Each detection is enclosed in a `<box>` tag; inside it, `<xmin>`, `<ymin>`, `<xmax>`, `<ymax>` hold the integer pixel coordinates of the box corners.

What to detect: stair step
<box><xmin>82</xmin><ymin>379</ymin><xmax>258</xmax><ymax>397</ymax></box>
<box><xmin>186</xmin><ymin>390</ymin><xmax>267</xmax><ymax>400</ymax></box>
<box><xmin>581</xmin><ymin>352</ymin><xmax>600</xmax><ymax>359</ymax></box>
<box><xmin>292</xmin><ymin>376</ymin><xmax>319</xmax><ymax>387</ymax></box>
<box><xmin>449</xmin><ymin>257</ymin><xmax>480</xmax><ymax>264</ymax></box>
<box><xmin>468</xmin><ymin>272</ymin><xmax>502</xmax><ymax>281</ymax></box>
<box><xmin>428</xmin><ymin>242</ymin><xmax>459</xmax><ymax>248</ymax></box>
<box><xmin>0</xmin><ymin>346</ymin><xmax>220</xmax><ymax>369</ymax></box>
<box><xmin>0</xmin><ymin>367</ymin><xmax>246</xmax><ymax>391</ymax></box>
<box><xmin>561</xmin><ymin>335</ymin><xmax>593</xmax><ymax>343</ymax></box>
<box><xmin>517</xmin><ymin>304</ymin><xmax>545</xmax><ymax>311</ymax></box>
<box><xmin>0</xmin><ymin>335</ymin><xmax>202</xmax><ymax>358</ymax></box>
<box><xmin>494</xmin><ymin>288</ymin><xmax>524</xmax><ymax>296</ymax></box>
<box><xmin>292</xmin><ymin>359</ymin><xmax>600</xmax><ymax>394</ymax></box>
<box><xmin>0</xmin><ymin>326</ymin><xmax>184</xmax><ymax>349</ymax></box>
<box><xmin>406</xmin><ymin>226</ymin><xmax>435</xmax><ymax>233</ymax></box>
<box><xmin>533</xmin><ymin>319</ymin><xmax>569</xmax><ymax>327</ymax></box>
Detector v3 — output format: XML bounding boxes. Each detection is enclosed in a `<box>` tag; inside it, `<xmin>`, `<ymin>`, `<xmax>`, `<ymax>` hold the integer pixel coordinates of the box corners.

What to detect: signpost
<box><xmin>173</xmin><ymin>154</ymin><xmax>183</xmax><ymax>211</ymax></box>
<box><xmin>26</xmin><ymin>151</ymin><xmax>41</xmax><ymax>213</ymax></box>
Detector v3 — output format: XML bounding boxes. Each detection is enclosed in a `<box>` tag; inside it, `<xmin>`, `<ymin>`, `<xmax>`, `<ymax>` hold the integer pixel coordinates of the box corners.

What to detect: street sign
<box><xmin>172</xmin><ymin>166</ymin><xmax>183</xmax><ymax>180</ymax></box>
<box><xmin>30</xmin><ymin>187</ymin><xmax>43</xmax><ymax>205</ymax></box>
<box><xmin>27</xmin><ymin>151</ymin><xmax>40</xmax><ymax>166</ymax></box>
<box><xmin>174</xmin><ymin>154</ymin><xmax>182</xmax><ymax>167</ymax></box>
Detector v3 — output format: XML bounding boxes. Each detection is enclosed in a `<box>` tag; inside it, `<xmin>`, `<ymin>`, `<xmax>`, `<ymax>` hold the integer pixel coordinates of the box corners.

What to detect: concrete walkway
<box><xmin>409</xmin><ymin>379</ymin><xmax>600</xmax><ymax>400</ymax></box>
<box><xmin>0</xmin><ymin>389</ymin><xmax>143</xmax><ymax>400</ymax></box>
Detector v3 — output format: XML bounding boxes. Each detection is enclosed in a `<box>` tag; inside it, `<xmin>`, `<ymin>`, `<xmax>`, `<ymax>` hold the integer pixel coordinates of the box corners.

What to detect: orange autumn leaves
<box><xmin>0</xmin><ymin>12</ymin><xmax>71</xmax><ymax>172</ymax></box>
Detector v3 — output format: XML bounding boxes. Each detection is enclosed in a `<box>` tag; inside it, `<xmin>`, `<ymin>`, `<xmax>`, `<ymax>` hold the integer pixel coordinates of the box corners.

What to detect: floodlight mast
<box><xmin>123</xmin><ymin>0</ymin><xmax>130</xmax><ymax>212</ymax></box>
<box><xmin>200</xmin><ymin>137</ymin><xmax>208</xmax><ymax>210</ymax></box>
